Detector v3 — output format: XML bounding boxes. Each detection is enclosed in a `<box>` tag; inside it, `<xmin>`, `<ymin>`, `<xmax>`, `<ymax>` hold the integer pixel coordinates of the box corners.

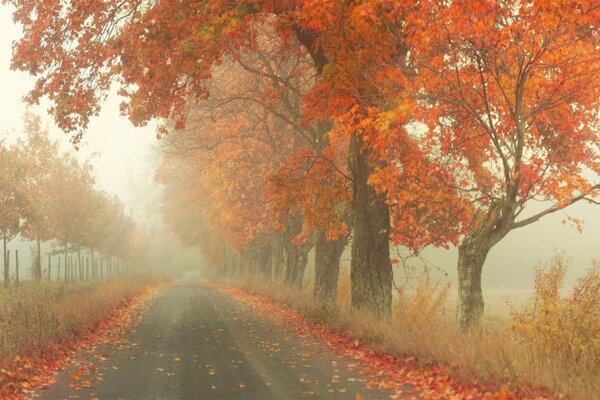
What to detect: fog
<box><xmin>1</xmin><ymin>7</ymin><xmax>599</xmax><ymax>293</ymax></box>
<box><xmin>0</xmin><ymin>7</ymin><xmax>203</xmax><ymax>278</ymax></box>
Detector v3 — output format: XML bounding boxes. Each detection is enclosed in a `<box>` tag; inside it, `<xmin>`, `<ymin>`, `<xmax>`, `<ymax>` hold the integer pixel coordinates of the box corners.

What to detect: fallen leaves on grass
<box><xmin>0</xmin><ymin>286</ymin><xmax>158</xmax><ymax>399</ymax></box>
<box><xmin>216</xmin><ymin>285</ymin><xmax>550</xmax><ymax>400</ymax></box>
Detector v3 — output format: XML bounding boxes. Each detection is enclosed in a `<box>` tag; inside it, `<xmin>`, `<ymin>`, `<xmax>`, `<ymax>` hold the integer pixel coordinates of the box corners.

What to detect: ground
<box><xmin>35</xmin><ymin>283</ymin><xmax>411</xmax><ymax>400</ymax></box>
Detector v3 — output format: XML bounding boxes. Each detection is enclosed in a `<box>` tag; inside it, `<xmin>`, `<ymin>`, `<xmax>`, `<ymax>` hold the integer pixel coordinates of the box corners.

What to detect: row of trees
<box><xmin>0</xmin><ymin>114</ymin><xmax>147</xmax><ymax>286</ymax></box>
<box><xmin>7</xmin><ymin>0</ymin><xmax>600</xmax><ymax>329</ymax></box>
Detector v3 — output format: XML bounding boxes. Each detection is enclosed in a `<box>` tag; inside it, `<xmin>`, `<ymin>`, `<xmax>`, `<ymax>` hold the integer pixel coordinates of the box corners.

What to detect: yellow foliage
<box><xmin>395</xmin><ymin>274</ymin><xmax>450</xmax><ymax>329</ymax></box>
<box><xmin>511</xmin><ymin>254</ymin><xmax>600</xmax><ymax>369</ymax></box>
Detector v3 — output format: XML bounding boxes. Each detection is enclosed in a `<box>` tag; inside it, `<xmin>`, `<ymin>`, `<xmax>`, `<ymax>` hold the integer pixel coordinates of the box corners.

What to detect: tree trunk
<box><xmin>229</xmin><ymin>253</ymin><xmax>238</xmax><ymax>276</ymax></box>
<box><xmin>47</xmin><ymin>253</ymin><xmax>51</xmax><ymax>281</ymax></box>
<box><xmin>283</xmin><ymin>242</ymin><xmax>311</xmax><ymax>288</ymax></box>
<box><xmin>64</xmin><ymin>237</ymin><xmax>69</xmax><ymax>283</ymax></box>
<box><xmin>91</xmin><ymin>248</ymin><xmax>95</xmax><ymax>279</ymax></box>
<box><xmin>281</xmin><ymin>215</ymin><xmax>312</xmax><ymax>288</ymax></box>
<box><xmin>3</xmin><ymin>236</ymin><xmax>8</xmax><ymax>287</ymax></box>
<box><xmin>15</xmin><ymin>250</ymin><xmax>19</xmax><ymax>287</ymax></box>
<box><xmin>457</xmin><ymin>237</ymin><xmax>491</xmax><ymax>330</ymax></box>
<box><xmin>77</xmin><ymin>246</ymin><xmax>82</xmax><ymax>280</ymax></box>
<box><xmin>314</xmin><ymin>230</ymin><xmax>347</xmax><ymax>303</ymax></box>
<box><xmin>271</xmin><ymin>233</ymin><xmax>286</xmax><ymax>282</ymax></box>
<box><xmin>64</xmin><ymin>253</ymin><xmax>68</xmax><ymax>283</ymax></box>
<box><xmin>99</xmin><ymin>249</ymin><xmax>103</xmax><ymax>279</ymax></box>
<box><xmin>33</xmin><ymin>236</ymin><xmax>42</xmax><ymax>279</ymax></box>
<box><xmin>258</xmin><ymin>243</ymin><xmax>272</xmax><ymax>280</ymax></box>
<box><xmin>348</xmin><ymin>133</ymin><xmax>393</xmax><ymax>315</ymax></box>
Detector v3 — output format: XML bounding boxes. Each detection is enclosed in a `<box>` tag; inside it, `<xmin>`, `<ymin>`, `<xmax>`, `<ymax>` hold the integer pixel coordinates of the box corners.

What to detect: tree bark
<box><xmin>257</xmin><ymin>243</ymin><xmax>272</xmax><ymax>280</ymax></box>
<box><xmin>281</xmin><ymin>215</ymin><xmax>312</xmax><ymax>288</ymax></box>
<box><xmin>271</xmin><ymin>233</ymin><xmax>286</xmax><ymax>281</ymax></box>
<box><xmin>64</xmin><ymin>252</ymin><xmax>68</xmax><ymax>283</ymax></box>
<box><xmin>15</xmin><ymin>250</ymin><xmax>19</xmax><ymax>286</ymax></box>
<box><xmin>33</xmin><ymin>236</ymin><xmax>42</xmax><ymax>279</ymax></box>
<box><xmin>3</xmin><ymin>236</ymin><xmax>8</xmax><ymax>287</ymax></box>
<box><xmin>232</xmin><ymin>253</ymin><xmax>241</xmax><ymax>276</ymax></box>
<box><xmin>77</xmin><ymin>246</ymin><xmax>82</xmax><ymax>280</ymax></box>
<box><xmin>99</xmin><ymin>249</ymin><xmax>103</xmax><ymax>279</ymax></box>
<box><xmin>91</xmin><ymin>248</ymin><xmax>95</xmax><ymax>279</ymax></box>
<box><xmin>64</xmin><ymin>237</ymin><xmax>69</xmax><ymax>283</ymax></box>
<box><xmin>284</xmin><ymin>242</ymin><xmax>311</xmax><ymax>288</ymax></box>
<box><xmin>348</xmin><ymin>133</ymin><xmax>393</xmax><ymax>315</ymax></box>
<box><xmin>314</xmin><ymin>230</ymin><xmax>347</xmax><ymax>303</ymax></box>
<box><xmin>456</xmin><ymin>239</ymin><xmax>489</xmax><ymax>330</ymax></box>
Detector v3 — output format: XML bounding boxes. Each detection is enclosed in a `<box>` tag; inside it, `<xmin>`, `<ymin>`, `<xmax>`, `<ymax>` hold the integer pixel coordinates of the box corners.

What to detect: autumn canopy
<box><xmin>6</xmin><ymin>0</ymin><xmax>600</xmax><ymax>328</ymax></box>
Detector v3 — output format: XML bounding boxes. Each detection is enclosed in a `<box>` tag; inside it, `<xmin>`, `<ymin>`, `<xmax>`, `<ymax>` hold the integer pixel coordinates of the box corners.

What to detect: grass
<box><xmin>0</xmin><ymin>277</ymin><xmax>160</xmax><ymax>367</ymax></box>
<box><xmin>230</xmin><ymin>270</ymin><xmax>598</xmax><ymax>399</ymax></box>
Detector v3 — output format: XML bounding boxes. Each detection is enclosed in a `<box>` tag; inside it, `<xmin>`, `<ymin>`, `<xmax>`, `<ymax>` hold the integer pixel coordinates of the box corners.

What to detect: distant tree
<box><xmin>0</xmin><ymin>140</ymin><xmax>27</xmax><ymax>286</ymax></box>
<box><xmin>18</xmin><ymin>114</ymin><xmax>59</xmax><ymax>279</ymax></box>
<box><xmin>45</xmin><ymin>153</ymin><xmax>94</xmax><ymax>280</ymax></box>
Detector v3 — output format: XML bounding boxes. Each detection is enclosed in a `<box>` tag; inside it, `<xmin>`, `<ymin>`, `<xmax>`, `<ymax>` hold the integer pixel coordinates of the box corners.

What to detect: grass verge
<box><xmin>224</xmin><ymin>273</ymin><xmax>596</xmax><ymax>399</ymax></box>
<box><xmin>0</xmin><ymin>276</ymin><xmax>161</xmax><ymax>398</ymax></box>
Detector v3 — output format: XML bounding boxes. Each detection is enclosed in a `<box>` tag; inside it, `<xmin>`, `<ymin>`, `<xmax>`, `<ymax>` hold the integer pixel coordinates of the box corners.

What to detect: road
<box><xmin>37</xmin><ymin>283</ymin><xmax>403</xmax><ymax>400</ymax></box>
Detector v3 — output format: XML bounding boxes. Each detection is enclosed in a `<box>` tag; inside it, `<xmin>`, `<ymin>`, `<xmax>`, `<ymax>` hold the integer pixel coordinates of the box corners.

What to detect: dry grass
<box><xmin>0</xmin><ymin>277</ymin><xmax>159</xmax><ymax>365</ymax></box>
<box><xmin>229</xmin><ymin>266</ymin><xmax>599</xmax><ymax>399</ymax></box>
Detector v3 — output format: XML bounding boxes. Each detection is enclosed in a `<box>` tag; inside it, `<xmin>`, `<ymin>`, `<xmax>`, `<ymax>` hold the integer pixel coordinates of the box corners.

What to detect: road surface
<box><xmin>38</xmin><ymin>284</ymin><xmax>407</xmax><ymax>399</ymax></box>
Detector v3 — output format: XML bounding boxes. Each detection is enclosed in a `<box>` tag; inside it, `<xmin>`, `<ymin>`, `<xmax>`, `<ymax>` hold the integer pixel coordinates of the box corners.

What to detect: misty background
<box><xmin>1</xmin><ymin>6</ymin><xmax>598</xmax><ymax>300</ymax></box>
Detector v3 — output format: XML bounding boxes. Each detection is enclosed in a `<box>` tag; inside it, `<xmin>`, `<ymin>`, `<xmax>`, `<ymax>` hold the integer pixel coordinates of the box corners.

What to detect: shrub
<box><xmin>511</xmin><ymin>254</ymin><xmax>600</xmax><ymax>370</ymax></box>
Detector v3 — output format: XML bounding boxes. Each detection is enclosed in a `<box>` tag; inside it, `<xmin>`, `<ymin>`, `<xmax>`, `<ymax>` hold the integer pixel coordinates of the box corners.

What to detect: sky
<box><xmin>1</xmin><ymin>5</ymin><xmax>600</xmax><ymax>293</ymax></box>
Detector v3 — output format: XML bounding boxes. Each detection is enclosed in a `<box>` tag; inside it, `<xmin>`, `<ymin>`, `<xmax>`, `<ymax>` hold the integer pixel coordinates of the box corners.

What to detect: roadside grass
<box><xmin>0</xmin><ymin>277</ymin><xmax>160</xmax><ymax>367</ymax></box>
<box><xmin>229</xmin><ymin>260</ymin><xmax>599</xmax><ymax>399</ymax></box>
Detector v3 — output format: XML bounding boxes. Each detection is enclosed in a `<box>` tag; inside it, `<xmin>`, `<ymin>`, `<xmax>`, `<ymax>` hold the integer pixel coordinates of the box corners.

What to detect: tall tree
<box><xmin>6</xmin><ymin>0</ymin><xmax>396</xmax><ymax>314</ymax></box>
<box><xmin>405</xmin><ymin>0</ymin><xmax>600</xmax><ymax>329</ymax></box>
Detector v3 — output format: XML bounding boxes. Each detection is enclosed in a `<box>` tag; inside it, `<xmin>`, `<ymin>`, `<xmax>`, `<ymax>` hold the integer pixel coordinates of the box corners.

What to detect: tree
<box><xmin>157</xmin><ymin>34</ymin><xmax>350</xmax><ymax>294</ymax></box>
<box><xmin>6</xmin><ymin>0</ymin><xmax>399</xmax><ymax>314</ymax></box>
<box><xmin>46</xmin><ymin>153</ymin><xmax>95</xmax><ymax>280</ymax></box>
<box><xmin>17</xmin><ymin>114</ymin><xmax>57</xmax><ymax>279</ymax></box>
<box><xmin>0</xmin><ymin>140</ymin><xmax>27</xmax><ymax>286</ymax></box>
<box><xmin>405</xmin><ymin>0</ymin><xmax>600</xmax><ymax>329</ymax></box>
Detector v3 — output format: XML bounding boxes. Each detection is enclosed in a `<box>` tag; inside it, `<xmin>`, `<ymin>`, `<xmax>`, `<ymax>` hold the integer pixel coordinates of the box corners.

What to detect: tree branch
<box><xmin>511</xmin><ymin>183</ymin><xmax>600</xmax><ymax>229</ymax></box>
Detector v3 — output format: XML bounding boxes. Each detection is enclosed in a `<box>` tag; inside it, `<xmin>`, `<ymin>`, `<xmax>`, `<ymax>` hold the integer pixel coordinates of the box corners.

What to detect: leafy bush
<box><xmin>511</xmin><ymin>254</ymin><xmax>600</xmax><ymax>369</ymax></box>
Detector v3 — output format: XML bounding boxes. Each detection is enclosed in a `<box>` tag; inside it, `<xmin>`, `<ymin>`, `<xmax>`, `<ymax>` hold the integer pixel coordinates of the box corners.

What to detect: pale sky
<box><xmin>1</xmin><ymin>5</ymin><xmax>600</xmax><ymax>292</ymax></box>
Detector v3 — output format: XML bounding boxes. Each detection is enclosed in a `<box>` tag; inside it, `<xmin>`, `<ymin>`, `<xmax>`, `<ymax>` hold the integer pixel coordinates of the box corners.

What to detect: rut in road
<box><xmin>37</xmin><ymin>283</ymin><xmax>414</xmax><ymax>400</ymax></box>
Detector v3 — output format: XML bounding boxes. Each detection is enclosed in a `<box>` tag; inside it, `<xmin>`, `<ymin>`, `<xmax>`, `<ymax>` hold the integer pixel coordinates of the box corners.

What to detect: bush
<box><xmin>511</xmin><ymin>254</ymin><xmax>600</xmax><ymax>370</ymax></box>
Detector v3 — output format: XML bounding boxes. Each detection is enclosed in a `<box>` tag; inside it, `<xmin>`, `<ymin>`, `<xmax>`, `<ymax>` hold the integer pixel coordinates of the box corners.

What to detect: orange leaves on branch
<box><xmin>403</xmin><ymin>0</ymin><xmax>600</xmax><ymax>237</ymax></box>
<box><xmin>12</xmin><ymin>0</ymin><xmax>600</xmax><ymax>257</ymax></box>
